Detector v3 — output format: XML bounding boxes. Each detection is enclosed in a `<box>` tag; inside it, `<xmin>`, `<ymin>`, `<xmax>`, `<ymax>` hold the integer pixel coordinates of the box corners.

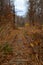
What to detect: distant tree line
<box><xmin>0</xmin><ymin>0</ymin><xmax>12</xmax><ymax>15</ymax></box>
<box><xmin>0</xmin><ymin>0</ymin><xmax>15</xmax><ymax>27</ymax></box>
<box><xmin>0</xmin><ymin>0</ymin><xmax>43</xmax><ymax>26</ymax></box>
<box><xmin>29</xmin><ymin>0</ymin><xmax>43</xmax><ymax>25</ymax></box>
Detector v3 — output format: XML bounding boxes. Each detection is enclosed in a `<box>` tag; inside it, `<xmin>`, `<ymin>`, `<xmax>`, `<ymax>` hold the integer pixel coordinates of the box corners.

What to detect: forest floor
<box><xmin>0</xmin><ymin>21</ymin><xmax>43</xmax><ymax>65</ymax></box>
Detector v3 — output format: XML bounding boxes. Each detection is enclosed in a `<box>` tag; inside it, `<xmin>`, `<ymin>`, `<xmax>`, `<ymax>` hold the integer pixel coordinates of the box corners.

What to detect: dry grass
<box><xmin>0</xmin><ymin>21</ymin><xmax>43</xmax><ymax>65</ymax></box>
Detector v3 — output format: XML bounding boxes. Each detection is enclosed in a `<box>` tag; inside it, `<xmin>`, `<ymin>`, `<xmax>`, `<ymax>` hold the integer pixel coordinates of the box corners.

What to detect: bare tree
<box><xmin>29</xmin><ymin>0</ymin><xmax>36</xmax><ymax>25</ymax></box>
<box><xmin>29</xmin><ymin>0</ymin><xmax>43</xmax><ymax>25</ymax></box>
<box><xmin>40</xmin><ymin>0</ymin><xmax>43</xmax><ymax>24</ymax></box>
<box><xmin>0</xmin><ymin>0</ymin><xmax>4</xmax><ymax>15</ymax></box>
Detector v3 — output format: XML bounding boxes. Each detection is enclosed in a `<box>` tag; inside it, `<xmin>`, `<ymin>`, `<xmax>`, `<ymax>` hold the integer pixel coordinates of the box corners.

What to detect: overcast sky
<box><xmin>14</xmin><ymin>0</ymin><xmax>29</xmax><ymax>17</ymax></box>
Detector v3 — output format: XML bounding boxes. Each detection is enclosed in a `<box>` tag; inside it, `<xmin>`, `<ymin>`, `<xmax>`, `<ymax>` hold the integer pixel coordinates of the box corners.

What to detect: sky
<box><xmin>14</xmin><ymin>0</ymin><xmax>29</xmax><ymax>17</ymax></box>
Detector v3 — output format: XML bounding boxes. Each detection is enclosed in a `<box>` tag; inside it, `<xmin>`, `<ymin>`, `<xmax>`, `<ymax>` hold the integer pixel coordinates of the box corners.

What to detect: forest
<box><xmin>0</xmin><ymin>0</ymin><xmax>43</xmax><ymax>65</ymax></box>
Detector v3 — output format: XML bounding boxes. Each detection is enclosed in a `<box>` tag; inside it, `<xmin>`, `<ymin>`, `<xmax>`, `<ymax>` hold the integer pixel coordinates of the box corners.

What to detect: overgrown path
<box><xmin>0</xmin><ymin>22</ymin><xmax>43</xmax><ymax>65</ymax></box>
